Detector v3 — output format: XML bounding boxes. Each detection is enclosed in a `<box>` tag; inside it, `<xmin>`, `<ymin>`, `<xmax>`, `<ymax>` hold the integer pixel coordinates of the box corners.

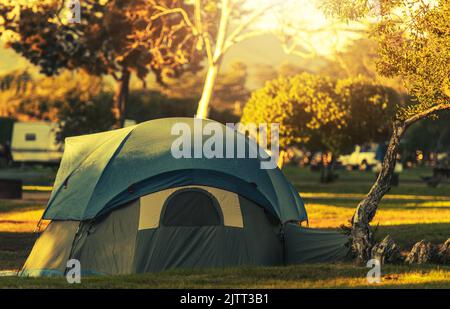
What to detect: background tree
<box><xmin>0</xmin><ymin>69</ymin><xmax>115</xmax><ymax>141</ymax></box>
<box><xmin>321</xmin><ymin>0</ymin><xmax>450</xmax><ymax>263</ymax></box>
<box><xmin>242</xmin><ymin>73</ymin><xmax>396</xmax><ymax>170</ymax></box>
<box><xmin>323</xmin><ymin>76</ymin><xmax>397</xmax><ymax>153</ymax></box>
<box><xmin>127</xmin><ymin>88</ymin><xmax>240</xmax><ymax>123</ymax></box>
<box><xmin>401</xmin><ymin>112</ymin><xmax>450</xmax><ymax>163</ymax></box>
<box><xmin>151</xmin><ymin>0</ymin><xmax>364</xmax><ymax>119</ymax></box>
<box><xmin>241</xmin><ymin>72</ymin><xmax>346</xmax><ymax>167</ymax></box>
<box><xmin>252</xmin><ymin>64</ymin><xmax>278</xmax><ymax>88</ymax></box>
<box><xmin>161</xmin><ymin>61</ymin><xmax>250</xmax><ymax>115</ymax></box>
<box><xmin>0</xmin><ymin>0</ymin><xmax>201</xmax><ymax>127</ymax></box>
<box><xmin>0</xmin><ymin>70</ymin><xmax>33</xmax><ymax>117</ymax></box>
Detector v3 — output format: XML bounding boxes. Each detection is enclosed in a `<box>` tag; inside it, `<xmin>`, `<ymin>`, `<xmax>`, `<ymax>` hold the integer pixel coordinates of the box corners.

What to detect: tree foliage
<box><xmin>402</xmin><ymin>112</ymin><xmax>450</xmax><ymax>158</ymax></box>
<box><xmin>0</xmin><ymin>0</ymin><xmax>201</xmax><ymax>125</ymax></box>
<box><xmin>0</xmin><ymin>69</ymin><xmax>115</xmax><ymax>141</ymax></box>
<box><xmin>55</xmin><ymin>92</ymin><xmax>115</xmax><ymax>141</ymax></box>
<box><xmin>0</xmin><ymin>70</ymin><xmax>33</xmax><ymax>116</ymax></box>
<box><xmin>375</xmin><ymin>0</ymin><xmax>450</xmax><ymax>120</ymax></box>
<box><xmin>241</xmin><ymin>73</ymin><xmax>345</xmax><ymax>150</ymax></box>
<box><xmin>329</xmin><ymin>76</ymin><xmax>396</xmax><ymax>152</ymax></box>
<box><xmin>318</xmin><ymin>38</ymin><xmax>405</xmax><ymax>92</ymax></box>
<box><xmin>241</xmin><ymin>73</ymin><xmax>396</xmax><ymax>154</ymax></box>
<box><xmin>0</xmin><ymin>0</ymin><xmax>199</xmax><ymax>80</ymax></box>
<box><xmin>320</xmin><ymin>0</ymin><xmax>450</xmax><ymax>122</ymax></box>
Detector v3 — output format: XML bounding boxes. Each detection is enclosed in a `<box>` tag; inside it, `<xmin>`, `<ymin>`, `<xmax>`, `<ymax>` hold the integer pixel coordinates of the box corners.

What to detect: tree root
<box><xmin>371</xmin><ymin>235</ymin><xmax>402</xmax><ymax>264</ymax></box>
<box><xmin>405</xmin><ymin>240</ymin><xmax>436</xmax><ymax>264</ymax></box>
<box><xmin>363</xmin><ymin>236</ymin><xmax>449</xmax><ymax>265</ymax></box>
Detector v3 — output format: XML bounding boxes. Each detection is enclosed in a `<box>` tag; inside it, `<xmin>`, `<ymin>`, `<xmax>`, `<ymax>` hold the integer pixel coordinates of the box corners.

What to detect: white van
<box><xmin>11</xmin><ymin>122</ymin><xmax>63</xmax><ymax>163</ymax></box>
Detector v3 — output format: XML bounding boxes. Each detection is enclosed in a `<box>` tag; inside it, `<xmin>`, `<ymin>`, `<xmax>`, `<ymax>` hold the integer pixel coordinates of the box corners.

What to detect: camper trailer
<box><xmin>11</xmin><ymin>122</ymin><xmax>63</xmax><ymax>164</ymax></box>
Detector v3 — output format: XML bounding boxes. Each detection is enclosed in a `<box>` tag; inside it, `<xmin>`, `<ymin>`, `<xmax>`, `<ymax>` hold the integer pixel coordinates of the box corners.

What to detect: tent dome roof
<box><xmin>43</xmin><ymin>118</ymin><xmax>307</xmax><ymax>223</ymax></box>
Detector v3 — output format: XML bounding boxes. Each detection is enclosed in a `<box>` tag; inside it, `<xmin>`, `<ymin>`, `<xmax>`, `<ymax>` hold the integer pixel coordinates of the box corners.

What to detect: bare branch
<box><xmin>202</xmin><ymin>33</ymin><xmax>215</xmax><ymax>66</ymax></box>
<box><xmin>210</xmin><ymin>0</ymin><xmax>231</xmax><ymax>64</ymax></box>
<box><xmin>152</xmin><ymin>6</ymin><xmax>197</xmax><ymax>34</ymax></box>
<box><xmin>281</xmin><ymin>40</ymin><xmax>317</xmax><ymax>59</ymax></box>
<box><xmin>194</xmin><ymin>0</ymin><xmax>202</xmax><ymax>33</ymax></box>
<box><xmin>404</xmin><ymin>103</ymin><xmax>450</xmax><ymax>127</ymax></box>
<box><xmin>224</xmin><ymin>2</ymin><xmax>281</xmax><ymax>49</ymax></box>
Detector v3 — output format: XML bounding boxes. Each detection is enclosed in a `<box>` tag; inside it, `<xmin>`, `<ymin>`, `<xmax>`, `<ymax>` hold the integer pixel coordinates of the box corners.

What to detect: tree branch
<box><xmin>202</xmin><ymin>33</ymin><xmax>215</xmax><ymax>66</ymax></box>
<box><xmin>224</xmin><ymin>2</ymin><xmax>281</xmax><ymax>49</ymax></box>
<box><xmin>281</xmin><ymin>41</ymin><xmax>317</xmax><ymax>59</ymax></box>
<box><xmin>194</xmin><ymin>0</ymin><xmax>202</xmax><ymax>33</ymax></box>
<box><xmin>404</xmin><ymin>103</ymin><xmax>450</xmax><ymax>127</ymax></box>
<box><xmin>152</xmin><ymin>6</ymin><xmax>197</xmax><ymax>33</ymax></box>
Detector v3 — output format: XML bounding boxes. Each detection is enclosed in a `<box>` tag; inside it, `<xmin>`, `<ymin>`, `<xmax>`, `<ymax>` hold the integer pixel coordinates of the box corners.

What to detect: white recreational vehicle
<box><xmin>11</xmin><ymin>122</ymin><xmax>63</xmax><ymax>164</ymax></box>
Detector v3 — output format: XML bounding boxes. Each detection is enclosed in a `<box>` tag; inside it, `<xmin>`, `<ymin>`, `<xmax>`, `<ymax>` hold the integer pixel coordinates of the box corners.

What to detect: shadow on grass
<box><xmin>0</xmin><ymin>232</ymin><xmax>35</xmax><ymax>271</ymax></box>
<box><xmin>303</xmin><ymin>198</ymin><xmax>450</xmax><ymax>210</ymax></box>
<box><xmin>0</xmin><ymin>200</ymin><xmax>46</xmax><ymax>214</ymax></box>
<box><xmin>0</xmin><ymin>167</ymin><xmax>56</xmax><ymax>186</ymax></box>
<box><xmin>374</xmin><ymin>222</ymin><xmax>450</xmax><ymax>249</ymax></box>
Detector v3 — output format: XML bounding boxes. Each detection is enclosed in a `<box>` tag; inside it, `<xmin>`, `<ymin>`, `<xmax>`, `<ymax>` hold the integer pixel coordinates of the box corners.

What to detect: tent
<box><xmin>21</xmin><ymin>118</ymin><xmax>349</xmax><ymax>277</ymax></box>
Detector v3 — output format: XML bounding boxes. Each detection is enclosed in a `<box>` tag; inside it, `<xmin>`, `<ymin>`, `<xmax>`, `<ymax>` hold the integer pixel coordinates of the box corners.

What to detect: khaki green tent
<box><xmin>21</xmin><ymin>118</ymin><xmax>349</xmax><ymax>277</ymax></box>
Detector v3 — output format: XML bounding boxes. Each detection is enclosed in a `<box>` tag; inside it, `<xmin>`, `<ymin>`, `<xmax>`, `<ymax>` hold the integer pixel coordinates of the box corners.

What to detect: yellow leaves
<box><xmin>242</xmin><ymin>72</ymin><xmax>395</xmax><ymax>152</ymax></box>
<box><xmin>242</xmin><ymin>72</ymin><xmax>346</xmax><ymax>149</ymax></box>
<box><xmin>0</xmin><ymin>69</ymin><xmax>106</xmax><ymax>121</ymax></box>
<box><xmin>442</xmin><ymin>77</ymin><xmax>450</xmax><ymax>98</ymax></box>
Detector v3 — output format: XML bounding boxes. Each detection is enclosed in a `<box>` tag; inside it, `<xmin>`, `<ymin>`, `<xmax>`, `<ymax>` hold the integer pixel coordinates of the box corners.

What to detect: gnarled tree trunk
<box><xmin>351</xmin><ymin>121</ymin><xmax>405</xmax><ymax>264</ymax></box>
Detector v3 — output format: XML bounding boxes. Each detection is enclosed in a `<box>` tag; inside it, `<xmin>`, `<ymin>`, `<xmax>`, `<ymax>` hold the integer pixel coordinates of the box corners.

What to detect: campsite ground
<box><xmin>0</xmin><ymin>166</ymin><xmax>448</xmax><ymax>288</ymax></box>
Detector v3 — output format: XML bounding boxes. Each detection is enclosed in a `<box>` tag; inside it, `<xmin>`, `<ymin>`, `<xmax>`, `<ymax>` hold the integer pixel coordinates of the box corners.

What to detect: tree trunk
<box><xmin>113</xmin><ymin>68</ymin><xmax>131</xmax><ymax>128</ymax></box>
<box><xmin>351</xmin><ymin>121</ymin><xmax>405</xmax><ymax>264</ymax></box>
<box><xmin>196</xmin><ymin>64</ymin><xmax>219</xmax><ymax>119</ymax></box>
<box><xmin>195</xmin><ymin>0</ymin><xmax>230</xmax><ymax>119</ymax></box>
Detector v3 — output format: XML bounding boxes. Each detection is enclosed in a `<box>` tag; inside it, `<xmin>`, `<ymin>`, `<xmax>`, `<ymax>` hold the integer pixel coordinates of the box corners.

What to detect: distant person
<box><xmin>0</xmin><ymin>143</ymin><xmax>4</xmax><ymax>166</ymax></box>
<box><xmin>376</xmin><ymin>142</ymin><xmax>388</xmax><ymax>163</ymax></box>
<box><xmin>391</xmin><ymin>156</ymin><xmax>403</xmax><ymax>186</ymax></box>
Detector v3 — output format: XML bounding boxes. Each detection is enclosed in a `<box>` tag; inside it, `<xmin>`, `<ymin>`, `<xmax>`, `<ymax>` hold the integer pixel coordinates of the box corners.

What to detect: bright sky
<box><xmin>242</xmin><ymin>0</ymin><xmax>366</xmax><ymax>57</ymax></box>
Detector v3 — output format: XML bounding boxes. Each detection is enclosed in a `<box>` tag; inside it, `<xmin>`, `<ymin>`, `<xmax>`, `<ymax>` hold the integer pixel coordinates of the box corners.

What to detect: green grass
<box><xmin>0</xmin><ymin>200</ymin><xmax>44</xmax><ymax>214</ymax></box>
<box><xmin>0</xmin><ymin>232</ymin><xmax>35</xmax><ymax>271</ymax></box>
<box><xmin>0</xmin><ymin>264</ymin><xmax>449</xmax><ymax>288</ymax></box>
<box><xmin>285</xmin><ymin>166</ymin><xmax>450</xmax><ymax>196</ymax></box>
<box><xmin>0</xmin><ymin>166</ymin><xmax>57</xmax><ymax>186</ymax></box>
<box><xmin>374</xmin><ymin>223</ymin><xmax>450</xmax><ymax>249</ymax></box>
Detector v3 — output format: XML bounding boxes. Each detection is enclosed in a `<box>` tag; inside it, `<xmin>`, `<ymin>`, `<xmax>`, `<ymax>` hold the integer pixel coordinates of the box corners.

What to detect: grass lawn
<box><xmin>0</xmin><ymin>166</ymin><xmax>57</xmax><ymax>186</ymax></box>
<box><xmin>0</xmin><ymin>166</ymin><xmax>448</xmax><ymax>288</ymax></box>
<box><xmin>0</xmin><ymin>264</ymin><xmax>448</xmax><ymax>288</ymax></box>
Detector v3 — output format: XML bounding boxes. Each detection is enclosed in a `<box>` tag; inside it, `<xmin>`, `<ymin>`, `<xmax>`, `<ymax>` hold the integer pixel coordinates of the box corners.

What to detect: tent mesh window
<box><xmin>162</xmin><ymin>188</ymin><xmax>222</xmax><ymax>226</ymax></box>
